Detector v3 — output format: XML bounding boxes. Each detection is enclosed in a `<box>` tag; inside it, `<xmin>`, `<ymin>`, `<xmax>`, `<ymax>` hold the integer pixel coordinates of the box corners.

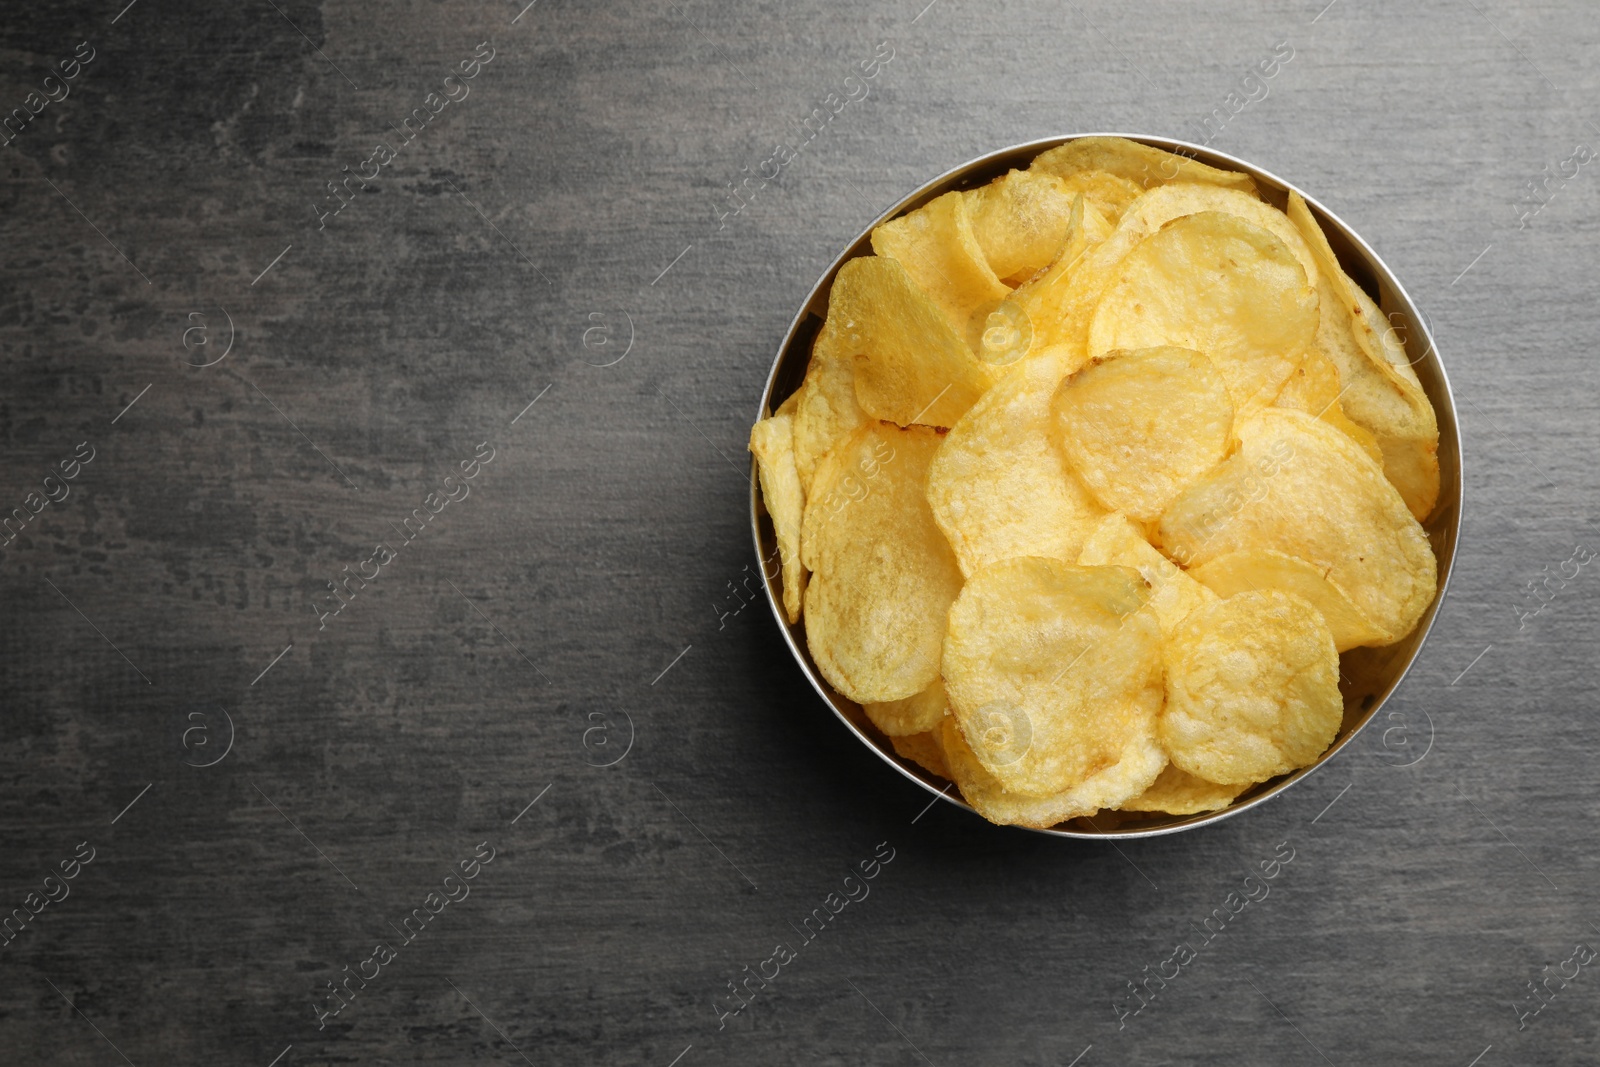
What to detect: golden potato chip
<box><xmin>1077</xmin><ymin>512</ymin><xmax>1215</xmax><ymax>633</ymax></box>
<box><xmin>1053</xmin><ymin>346</ymin><xmax>1234</xmax><ymax>522</ymax></box>
<box><xmin>1356</xmin><ymin>283</ymin><xmax>1441</xmax><ymax>521</ymax></box>
<box><xmin>939</xmin><ymin>714</ymin><xmax>1162</xmax><ymax>829</ymax></box>
<box><xmin>789</xmin><ymin>322</ymin><xmax>867</xmax><ymax>492</ymax></box>
<box><xmin>871</xmin><ymin>190</ymin><xmax>1011</xmax><ymax>350</ymax></box>
<box><xmin>1087</xmin><ymin>212</ymin><xmax>1319</xmax><ymax>413</ymax></box>
<box><xmin>890</xmin><ymin>729</ymin><xmax>950</xmax><ymax>780</ymax></box>
<box><xmin>965</xmin><ymin>169</ymin><xmax>1079</xmax><ymax>284</ymax></box>
<box><xmin>774</xmin><ymin>387</ymin><xmax>801</xmax><ymax>418</ymax></box>
<box><xmin>1031</xmin><ymin>136</ymin><xmax>1259</xmax><ymax>197</ymax></box>
<box><xmin>926</xmin><ymin>345</ymin><xmax>1105</xmax><ymax>577</ymax></box>
<box><xmin>826</xmin><ymin>255</ymin><xmax>1002</xmax><ymax>429</ymax></box>
<box><xmin>1120</xmin><ymin>765</ymin><xmax>1246</xmax><ymax>815</ymax></box>
<box><xmin>1162</xmin><ymin>590</ymin><xmax>1342</xmax><ymax>785</ymax></box>
<box><xmin>1285</xmin><ymin>193</ymin><xmax>1440</xmax><ymax>519</ymax></box>
<box><xmin>942</xmin><ymin>557</ymin><xmax>1165</xmax><ymax>803</ymax></box>
<box><xmin>863</xmin><ymin>676</ymin><xmax>949</xmax><ymax>737</ymax></box>
<box><xmin>1271</xmin><ymin>345</ymin><xmax>1384</xmax><ymax>465</ymax></box>
<box><xmin>1156</xmin><ymin>408</ymin><xmax>1437</xmax><ymax>641</ymax></box>
<box><xmin>1004</xmin><ymin>194</ymin><xmax>1113</xmax><ymax>361</ymax></box>
<box><xmin>1189</xmin><ymin>547</ymin><xmax>1390</xmax><ymax>651</ymax></box>
<box><xmin>749</xmin><ymin>413</ymin><xmax>807</xmax><ymax>624</ymax></box>
<box><xmin>802</xmin><ymin>423</ymin><xmax>963</xmax><ymax>703</ymax></box>
<box><xmin>1120</xmin><ymin>183</ymin><xmax>1318</xmax><ymax>287</ymax></box>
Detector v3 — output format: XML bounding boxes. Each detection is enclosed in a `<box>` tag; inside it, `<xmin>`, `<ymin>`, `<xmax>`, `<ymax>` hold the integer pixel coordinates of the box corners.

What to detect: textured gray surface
<box><xmin>2</xmin><ymin>1</ymin><xmax>1598</xmax><ymax>1064</ymax></box>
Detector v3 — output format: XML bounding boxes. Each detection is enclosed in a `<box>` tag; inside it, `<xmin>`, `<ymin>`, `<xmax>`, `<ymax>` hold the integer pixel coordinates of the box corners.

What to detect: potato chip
<box><xmin>789</xmin><ymin>322</ymin><xmax>868</xmax><ymax>492</ymax></box>
<box><xmin>1156</xmin><ymin>408</ymin><xmax>1437</xmax><ymax>641</ymax></box>
<box><xmin>826</xmin><ymin>255</ymin><xmax>1002</xmax><ymax>429</ymax></box>
<box><xmin>749</xmin><ymin>413</ymin><xmax>807</xmax><ymax>623</ymax></box>
<box><xmin>1120</xmin><ymin>765</ymin><xmax>1246</xmax><ymax>815</ymax></box>
<box><xmin>1285</xmin><ymin>192</ymin><xmax>1440</xmax><ymax>520</ymax></box>
<box><xmin>802</xmin><ymin>423</ymin><xmax>964</xmax><ymax>703</ymax></box>
<box><xmin>775</xmin><ymin>387</ymin><xmax>801</xmax><ymax>418</ymax></box>
<box><xmin>1077</xmin><ymin>512</ymin><xmax>1215</xmax><ymax>633</ymax></box>
<box><xmin>1004</xmin><ymin>194</ymin><xmax>1113</xmax><ymax>361</ymax></box>
<box><xmin>926</xmin><ymin>345</ymin><xmax>1105</xmax><ymax>577</ymax></box>
<box><xmin>965</xmin><ymin>169</ymin><xmax>1079</xmax><ymax>284</ymax></box>
<box><xmin>939</xmin><ymin>712</ymin><xmax>1163</xmax><ymax>829</ymax></box>
<box><xmin>942</xmin><ymin>557</ymin><xmax>1165</xmax><ymax>803</ymax></box>
<box><xmin>1087</xmin><ymin>211</ymin><xmax>1319</xmax><ymax>413</ymax></box>
<box><xmin>863</xmin><ymin>676</ymin><xmax>949</xmax><ymax>737</ymax></box>
<box><xmin>891</xmin><ymin>729</ymin><xmax>950</xmax><ymax>780</ymax></box>
<box><xmin>1120</xmin><ymin>183</ymin><xmax>1318</xmax><ymax>287</ymax></box>
<box><xmin>1162</xmin><ymin>590</ymin><xmax>1342</xmax><ymax>785</ymax></box>
<box><xmin>1189</xmin><ymin>547</ymin><xmax>1390</xmax><ymax>651</ymax></box>
<box><xmin>871</xmin><ymin>190</ymin><xmax>1011</xmax><ymax>350</ymax></box>
<box><xmin>1270</xmin><ymin>344</ymin><xmax>1384</xmax><ymax>464</ymax></box>
<box><xmin>1053</xmin><ymin>346</ymin><xmax>1234</xmax><ymax>522</ymax></box>
<box><xmin>1031</xmin><ymin>136</ymin><xmax>1260</xmax><ymax>198</ymax></box>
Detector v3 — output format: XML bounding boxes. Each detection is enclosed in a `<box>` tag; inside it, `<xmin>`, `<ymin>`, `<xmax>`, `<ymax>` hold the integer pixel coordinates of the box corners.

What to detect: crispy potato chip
<box><xmin>1088</xmin><ymin>212</ymin><xmax>1319</xmax><ymax>413</ymax></box>
<box><xmin>1120</xmin><ymin>765</ymin><xmax>1246</xmax><ymax>815</ymax></box>
<box><xmin>1271</xmin><ymin>344</ymin><xmax>1385</xmax><ymax>464</ymax></box>
<box><xmin>939</xmin><ymin>713</ymin><xmax>1163</xmax><ymax>829</ymax></box>
<box><xmin>1156</xmin><ymin>408</ymin><xmax>1437</xmax><ymax>641</ymax></box>
<box><xmin>790</xmin><ymin>322</ymin><xmax>868</xmax><ymax>492</ymax></box>
<box><xmin>1031</xmin><ymin>136</ymin><xmax>1260</xmax><ymax>197</ymax></box>
<box><xmin>1189</xmin><ymin>548</ymin><xmax>1390</xmax><ymax>651</ymax></box>
<box><xmin>891</xmin><ymin>729</ymin><xmax>950</xmax><ymax>780</ymax></box>
<box><xmin>1004</xmin><ymin>194</ymin><xmax>1113</xmax><ymax>362</ymax></box>
<box><xmin>1285</xmin><ymin>193</ymin><xmax>1440</xmax><ymax>518</ymax></box>
<box><xmin>826</xmin><ymin>256</ymin><xmax>1002</xmax><ymax>429</ymax></box>
<box><xmin>774</xmin><ymin>387</ymin><xmax>801</xmax><ymax>418</ymax></box>
<box><xmin>1356</xmin><ymin>283</ymin><xmax>1441</xmax><ymax>521</ymax></box>
<box><xmin>1162</xmin><ymin>590</ymin><xmax>1342</xmax><ymax>785</ymax></box>
<box><xmin>803</xmin><ymin>423</ymin><xmax>964</xmax><ymax>703</ymax></box>
<box><xmin>942</xmin><ymin>557</ymin><xmax>1165</xmax><ymax>803</ymax></box>
<box><xmin>1053</xmin><ymin>346</ymin><xmax>1234</xmax><ymax>522</ymax></box>
<box><xmin>1077</xmin><ymin>512</ymin><xmax>1215</xmax><ymax>633</ymax></box>
<box><xmin>749</xmin><ymin>413</ymin><xmax>807</xmax><ymax>624</ymax></box>
<box><xmin>872</xmin><ymin>190</ymin><xmax>1011</xmax><ymax>350</ymax></box>
<box><xmin>864</xmin><ymin>676</ymin><xmax>949</xmax><ymax>737</ymax></box>
<box><xmin>965</xmin><ymin>169</ymin><xmax>1079</xmax><ymax>284</ymax></box>
<box><xmin>1120</xmin><ymin>183</ymin><xmax>1318</xmax><ymax>287</ymax></box>
<box><xmin>927</xmin><ymin>345</ymin><xmax>1105</xmax><ymax>577</ymax></box>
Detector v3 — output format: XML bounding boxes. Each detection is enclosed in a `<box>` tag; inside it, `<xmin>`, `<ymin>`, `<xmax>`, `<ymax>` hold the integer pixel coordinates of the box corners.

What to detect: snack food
<box><xmin>750</xmin><ymin>137</ymin><xmax>1443</xmax><ymax>830</ymax></box>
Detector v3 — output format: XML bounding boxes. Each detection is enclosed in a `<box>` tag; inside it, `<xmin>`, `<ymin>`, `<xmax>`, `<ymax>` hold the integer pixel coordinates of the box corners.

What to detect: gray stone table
<box><xmin>2</xmin><ymin>0</ymin><xmax>1598</xmax><ymax>1063</ymax></box>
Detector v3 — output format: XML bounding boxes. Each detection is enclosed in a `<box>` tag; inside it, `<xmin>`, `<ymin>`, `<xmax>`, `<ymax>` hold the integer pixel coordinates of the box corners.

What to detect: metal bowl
<box><xmin>750</xmin><ymin>134</ymin><xmax>1462</xmax><ymax>838</ymax></box>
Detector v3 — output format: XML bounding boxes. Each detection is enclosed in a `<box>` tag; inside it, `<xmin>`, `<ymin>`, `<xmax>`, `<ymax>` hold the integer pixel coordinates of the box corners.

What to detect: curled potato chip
<box><xmin>965</xmin><ymin>169</ymin><xmax>1079</xmax><ymax>284</ymax></box>
<box><xmin>1156</xmin><ymin>408</ymin><xmax>1437</xmax><ymax>641</ymax></box>
<box><xmin>927</xmin><ymin>345</ymin><xmax>1105</xmax><ymax>577</ymax></box>
<box><xmin>1285</xmin><ymin>193</ymin><xmax>1440</xmax><ymax>520</ymax></box>
<box><xmin>1077</xmin><ymin>512</ymin><xmax>1215</xmax><ymax>633</ymax></box>
<box><xmin>1088</xmin><ymin>212</ymin><xmax>1319</xmax><ymax>413</ymax></box>
<box><xmin>1031</xmin><ymin>136</ymin><xmax>1259</xmax><ymax>198</ymax></box>
<box><xmin>872</xmin><ymin>190</ymin><xmax>1011</xmax><ymax>350</ymax></box>
<box><xmin>826</xmin><ymin>256</ymin><xmax>1002</xmax><ymax>428</ymax></box>
<box><xmin>1053</xmin><ymin>346</ymin><xmax>1234</xmax><ymax>522</ymax></box>
<box><xmin>939</xmin><ymin>712</ymin><xmax>1163</xmax><ymax>829</ymax></box>
<box><xmin>942</xmin><ymin>557</ymin><xmax>1165</xmax><ymax>803</ymax></box>
<box><xmin>1271</xmin><ymin>345</ymin><xmax>1384</xmax><ymax>465</ymax></box>
<box><xmin>863</xmin><ymin>676</ymin><xmax>949</xmax><ymax>737</ymax></box>
<box><xmin>1162</xmin><ymin>590</ymin><xmax>1343</xmax><ymax>785</ymax></box>
<box><xmin>1120</xmin><ymin>183</ymin><xmax>1318</xmax><ymax>287</ymax></box>
<box><xmin>1005</xmin><ymin>194</ymin><xmax>1113</xmax><ymax>361</ymax></box>
<box><xmin>1120</xmin><ymin>765</ymin><xmax>1246</xmax><ymax>815</ymax></box>
<box><xmin>803</xmin><ymin>423</ymin><xmax>964</xmax><ymax>703</ymax></box>
<box><xmin>890</xmin><ymin>729</ymin><xmax>950</xmax><ymax>780</ymax></box>
<box><xmin>1189</xmin><ymin>547</ymin><xmax>1390</xmax><ymax>652</ymax></box>
<box><xmin>790</xmin><ymin>322</ymin><xmax>868</xmax><ymax>492</ymax></box>
<box><xmin>749</xmin><ymin>413</ymin><xmax>807</xmax><ymax>623</ymax></box>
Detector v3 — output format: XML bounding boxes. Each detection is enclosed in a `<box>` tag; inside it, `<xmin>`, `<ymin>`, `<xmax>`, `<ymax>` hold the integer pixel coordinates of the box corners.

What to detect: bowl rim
<box><xmin>750</xmin><ymin>132</ymin><xmax>1463</xmax><ymax>839</ymax></box>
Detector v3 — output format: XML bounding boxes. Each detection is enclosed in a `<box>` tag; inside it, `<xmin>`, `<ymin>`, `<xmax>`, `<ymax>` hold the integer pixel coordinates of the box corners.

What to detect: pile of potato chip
<box><xmin>750</xmin><ymin>137</ymin><xmax>1440</xmax><ymax>829</ymax></box>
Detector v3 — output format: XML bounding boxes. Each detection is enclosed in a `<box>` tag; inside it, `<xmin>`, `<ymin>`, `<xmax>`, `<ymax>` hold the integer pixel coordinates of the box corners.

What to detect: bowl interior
<box><xmin>752</xmin><ymin>134</ymin><xmax>1461</xmax><ymax>838</ymax></box>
